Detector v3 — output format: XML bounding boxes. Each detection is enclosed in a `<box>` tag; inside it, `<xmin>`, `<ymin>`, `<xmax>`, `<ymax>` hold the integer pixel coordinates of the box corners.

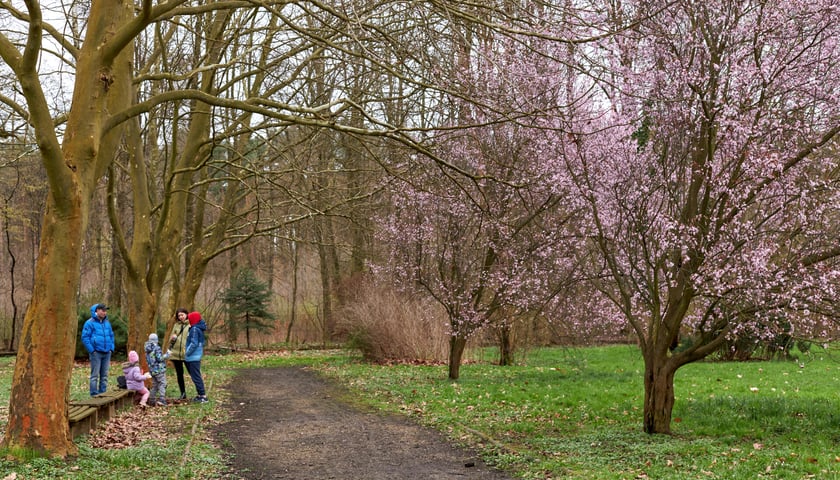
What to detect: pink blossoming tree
<box><xmin>563</xmin><ymin>0</ymin><xmax>840</xmax><ymax>433</ymax></box>
<box><xmin>376</xmin><ymin>32</ymin><xmax>599</xmax><ymax>379</ymax></box>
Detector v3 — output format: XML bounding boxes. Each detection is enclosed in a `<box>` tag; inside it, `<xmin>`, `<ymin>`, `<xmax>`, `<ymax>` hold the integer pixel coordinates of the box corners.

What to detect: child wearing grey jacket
<box><xmin>144</xmin><ymin>333</ymin><xmax>171</xmax><ymax>406</ymax></box>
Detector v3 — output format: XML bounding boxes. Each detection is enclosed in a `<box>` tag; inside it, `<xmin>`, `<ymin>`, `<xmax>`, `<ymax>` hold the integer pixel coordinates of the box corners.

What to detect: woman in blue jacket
<box><xmin>185</xmin><ymin>311</ymin><xmax>208</xmax><ymax>403</ymax></box>
<box><xmin>81</xmin><ymin>303</ymin><xmax>115</xmax><ymax>396</ymax></box>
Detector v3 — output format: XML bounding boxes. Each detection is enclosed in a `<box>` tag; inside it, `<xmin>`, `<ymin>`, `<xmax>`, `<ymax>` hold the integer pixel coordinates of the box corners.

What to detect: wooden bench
<box><xmin>68</xmin><ymin>405</ymin><xmax>98</xmax><ymax>438</ymax></box>
<box><xmin>70</xmin><ymin>390</ymin><xmax>134</xmax><ymax>421</ymax></box>
<box><xmin>93</xmin><ymin>389</ymin><xmax>134</xmax><ymax>418</ymax></box>
<box><xmin>68</xmin><ymin>389</ymin><xmax>134</xmax><ymax>438</ymax></box>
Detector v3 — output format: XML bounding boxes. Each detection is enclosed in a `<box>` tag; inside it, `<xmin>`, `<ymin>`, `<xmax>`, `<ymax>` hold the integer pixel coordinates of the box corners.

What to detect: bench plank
<box><xmin>72</xmin><ymin>389</ymin><xmax>133</xmax><ymax>421</ymax></box>
<box><xmin>68</xmin><ymin>405</ymin><xmax>98</xmax><ymax>438</ymax></box>
<box><xmin>73</xmin><ymin>389</ymin><xmax>132</xmax><ymax>406</ymax></box>
<box><xmin>68</xmin><ymin>405</ymin><xmax>97</xmax><ymax>421</ymax></box>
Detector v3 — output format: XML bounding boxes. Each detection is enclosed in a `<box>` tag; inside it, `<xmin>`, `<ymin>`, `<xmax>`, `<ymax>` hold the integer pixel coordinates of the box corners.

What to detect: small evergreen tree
<box><xmin>222</xmin><ymin>268</ymin><xmax>275</xmax><ymax>349</ymax></box>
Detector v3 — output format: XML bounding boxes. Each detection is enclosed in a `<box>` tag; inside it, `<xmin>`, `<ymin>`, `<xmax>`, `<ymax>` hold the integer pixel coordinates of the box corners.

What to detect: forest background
<box><xmin>0</xmin><ymin>0</ymin><xmax>838</xmax><ymax>460</ymax></box>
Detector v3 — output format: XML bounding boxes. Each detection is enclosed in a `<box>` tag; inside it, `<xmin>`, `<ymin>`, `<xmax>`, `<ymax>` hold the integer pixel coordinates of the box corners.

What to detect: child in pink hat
<box><xmin>123</xmin><ymin>350</ymin><xmax>152</xmax><ymax>407</ymax></box>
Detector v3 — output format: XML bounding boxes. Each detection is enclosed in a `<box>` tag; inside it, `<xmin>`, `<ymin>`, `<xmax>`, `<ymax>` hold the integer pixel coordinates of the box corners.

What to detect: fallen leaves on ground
<box><xmin>88</xmin><ymin>406</ymin><xmax>172</xmax><ymax>449</ymax></box>
<box><xmin>222</xmin><ymin>349</ymin><xmax>291</xmax><ymax>363</ymax></box>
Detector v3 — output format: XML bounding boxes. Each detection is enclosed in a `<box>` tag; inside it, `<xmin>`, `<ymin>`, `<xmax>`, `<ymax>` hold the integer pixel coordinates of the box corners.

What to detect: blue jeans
<box><xmin>185</xmin><ymin>360</ymin><xmax>205</xmax><ymax>397</ymax></box>
<box><xmin>89</xmin><ymin>351</ymin><xmax>111</xmax><ymax>396</ymax></box>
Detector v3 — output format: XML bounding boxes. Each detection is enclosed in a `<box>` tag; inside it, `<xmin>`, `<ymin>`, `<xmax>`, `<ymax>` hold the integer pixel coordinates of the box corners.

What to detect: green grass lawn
<box><xmin>314</xmin><ymin>345</ymin><xmax>840</xmax><ymax>479</ymax></box>
<box><xmin>0</xmin><ymin>345</ymin><xmax>838</xmax><ymax>479</ymax></box>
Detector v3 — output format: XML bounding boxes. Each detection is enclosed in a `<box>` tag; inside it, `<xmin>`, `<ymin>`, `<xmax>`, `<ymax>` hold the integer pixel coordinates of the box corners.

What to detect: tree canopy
<box><xmin>0</xmin><ymin>0</ymin><xmax>837</xmax><ymax>457</ymax></box>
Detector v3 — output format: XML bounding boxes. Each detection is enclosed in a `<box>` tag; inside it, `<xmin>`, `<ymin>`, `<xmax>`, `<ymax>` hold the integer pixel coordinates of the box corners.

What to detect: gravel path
<box><xmin>213</xmin><ymin>366</ymin><xmax>516</xmax><ymax>480</ymax></box>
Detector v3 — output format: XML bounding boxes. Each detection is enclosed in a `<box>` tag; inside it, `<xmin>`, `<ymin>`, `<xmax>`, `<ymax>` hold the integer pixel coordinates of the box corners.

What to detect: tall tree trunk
<box><xmin>176</xmin><ymin>168</ymin><xmax>244</xmax><ymax>310</ymax></box>
<box><xmin>286</xmin><ymin>235</ymin><xmax>299</xmax><ymax>344</ymax></box>
<box><xmin>447</xmin><ymin>336</ymin><xmax>468</xmax><ymax>380</ymax></box>
<box><xmin>229</xmin><ymin>248</ymin><xmax>241</xmax><ymax>346</ymax></box>
<box><xmin>348</xmin><ymin>193</ymin><xmax>368</xmax><ymax>276</ymax></box>
<box><xmin>2</xmin><ymin>189</ymin><xmax>19</xmax><ymax>351</ymax></box>
<box><xmin>497</xmin><ymin>324</ymin><xmax>514</xmax><ymax>366</ymax></box>
<box><xmin>315</xmin><ymin>222</ymin><xmax>333</xmax><ymax>345</ymax></box>
<box><xmin>642</xmin><ymin>354</ymin><xmax>676</xmax><ymax>434</ymax></box>
<box><xmin>108</xmin><ymin>119</ymin><xmax>158</xmax><ymax>356</ymax></box>
<box><xmin>108</xmin><ymin>228</ymin><xmax>124</xmax><ymax>310</ymax></box>
<box><xmin>327</xmin><ymin>220</ymin><xmax>341</xmax><ymax>304</ymax></box>
<box><xmin>3</xmin><ymin>199</ymin><xmax>83</xmax><ymax>457</ymax></box>
<box><xmin>163</xmin><ymin>11</ymin><xmax>234</xmax><ymax>314</ymax></box>
<box><xmin>640</xmin><ymin>266</ymin><xmax>693</xmax><ymax>434</ymax></box>
<box><xmin>344</xmin><ymin>79</ymin><xmax>372</xmax><ymax>297</ymax></box>
<box><xmin>124</xmin><ymin>281</ymin><xmax>157</xmax><ymax>360</ymax></box>
<box><xmin>1</xmin><ymin>0</ymin><xmax>135</xmax><ymax>456</ymax></box>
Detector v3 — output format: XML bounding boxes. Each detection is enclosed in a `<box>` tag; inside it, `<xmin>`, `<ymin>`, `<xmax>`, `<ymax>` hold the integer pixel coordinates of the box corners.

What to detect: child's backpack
<box><xmin>116</xmin><ymin>375</ymin><xmax>127</xmax><ymax>389</ymax></box>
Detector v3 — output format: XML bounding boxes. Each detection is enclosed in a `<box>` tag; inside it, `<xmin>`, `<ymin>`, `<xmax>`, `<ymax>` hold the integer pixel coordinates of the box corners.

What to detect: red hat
<box><xmin>188</xmin><ymin>311</ymin><xmax>202</xmax><ymax>326</ymax></box>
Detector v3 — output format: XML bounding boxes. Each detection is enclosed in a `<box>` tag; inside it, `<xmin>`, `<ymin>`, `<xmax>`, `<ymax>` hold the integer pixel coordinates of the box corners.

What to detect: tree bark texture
<box><xmin>447</xmin><ymin>336</ymin><xmax>467</xmax><ymax>380</ymax></box>
<box><xmin>497</xmin><ymin>324</ymin><xmax>514</xmax><ymax>366</ymax></box>
<box><xmin>286</xmin><ymin>238</ymin><xmax>299</xmax><ymax>344</ymax></box>
<box><xmin>2</xmin><ymin>198</ymin><xmax>83</xmax><ymax>457</ymax></box>
<box><xmin>642</xmin><ymin>356</ymin><xmax>676</xmax><ymax>434</ymax></box>
<box><xmin>125</xmin><ymin>284</ymin><xmax>157</xmax><ymax>362</ymax></box>
<box><xmin>316</xmin><ymin>223</ymin><xmax>334</xmax><ymax>345</ymax></box>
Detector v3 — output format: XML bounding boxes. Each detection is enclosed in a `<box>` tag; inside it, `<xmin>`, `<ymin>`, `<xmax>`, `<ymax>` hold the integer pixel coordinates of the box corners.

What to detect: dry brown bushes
<box><xmin>336</xmin><ymin>280</ymin><xmax>449</xmax><ymax>363</ymax></box>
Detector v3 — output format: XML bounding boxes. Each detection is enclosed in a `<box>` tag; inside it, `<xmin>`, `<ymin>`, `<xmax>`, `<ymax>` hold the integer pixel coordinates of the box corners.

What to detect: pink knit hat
<box><xmin>128</xmin><ymin>350</ymin><xmax>139</xmax><ymax>363</ymax></box>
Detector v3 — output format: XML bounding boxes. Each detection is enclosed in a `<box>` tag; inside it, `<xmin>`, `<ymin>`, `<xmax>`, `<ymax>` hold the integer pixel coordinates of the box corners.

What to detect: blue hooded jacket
<box><xmin>185</xmin><ymin>313</ymin><xmax>206</xmax><ymax>362</ymax></box>
<box><xmin>81</xmin><ymin>303</ymin><xmax>115</xmax><ymax>353</ymax></box>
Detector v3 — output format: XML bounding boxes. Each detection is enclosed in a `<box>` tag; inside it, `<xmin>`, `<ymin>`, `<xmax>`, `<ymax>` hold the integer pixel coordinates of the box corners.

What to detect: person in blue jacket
<box><xmin>81</xmin><ymin>303</ymin><xmax>116</xmax><ymax>396</ymax></box>
<box><xmin>185</xmin><ymin>311</ymin><xmax>208</xmax><ymax>403</ymax></box>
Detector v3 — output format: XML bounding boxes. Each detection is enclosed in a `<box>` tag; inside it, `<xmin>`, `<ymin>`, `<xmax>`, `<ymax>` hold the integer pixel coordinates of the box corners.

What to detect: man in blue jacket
<box><xmin>81</xmin><ymin>303</ymin><xmax>115</xmax><ymax>396</ymax></box>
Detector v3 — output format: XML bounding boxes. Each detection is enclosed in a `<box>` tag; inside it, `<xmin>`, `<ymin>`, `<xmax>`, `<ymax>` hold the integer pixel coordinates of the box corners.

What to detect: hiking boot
<box><xmin>192</xmin><ymin>396</ymin><xmax>208</xmax><ymax>404</ymax></box>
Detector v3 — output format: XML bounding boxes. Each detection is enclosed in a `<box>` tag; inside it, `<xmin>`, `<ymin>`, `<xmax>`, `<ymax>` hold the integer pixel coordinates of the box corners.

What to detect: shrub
<box><xmin>335</xmin><ymin>279</ymin><xmax>449</xmax><ymax>363</ymax></box>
